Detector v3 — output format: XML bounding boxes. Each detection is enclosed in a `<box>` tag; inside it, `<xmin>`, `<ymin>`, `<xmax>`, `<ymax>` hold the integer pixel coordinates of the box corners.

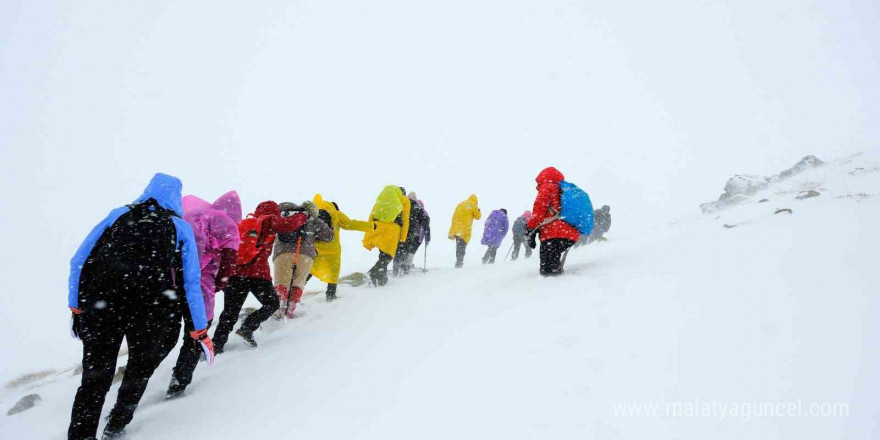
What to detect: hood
<box><xmin>522</xmin><ymin>210</ymin><xmax>531</xmax><ymax>219</ymax></box>
<box><xmin>490</xmin><ymin>209</ymin><xmax>507</xmax><ymax>218</ymax></box>
<box><xmin>182</xmin><ymin>195</ymin><xmax>212</xmax><ymax>215</ymax></box>
<box><xmin>213</xmin><ymin>191</ymin><xmax>242</xmax><ymax>223</ymax></box>
<box><xmin>314</xmin><ymin>193</ymin><xmax>337</xmax><ymax>213</ymax></box>
<box><xmin>535</xmin><ymin>167</ymin><xmax>564</xmax><ymax>185</ymax></box>
<box><xmin>468</xmin><ymin>194</ymin><xmax>478</xmax><ymax>204</ymax></box>
<box><xmin>254</xmin><ymin>200</ymin><xmax>279</xmax><ymax>217</ymax></box>
<box><xmin>408</xmin><ymin>191</ymin><xmax>418</xmax><ymax>201</ymax></box>
<box><xmin>134</xmin><ymin>173</ymin><xmax>184</xmax><ymax>215</ymax></box>
<box><xmin>601</xmin><ymin>205</ymin><xmax>610</xmax><ymax>212</ymax></box>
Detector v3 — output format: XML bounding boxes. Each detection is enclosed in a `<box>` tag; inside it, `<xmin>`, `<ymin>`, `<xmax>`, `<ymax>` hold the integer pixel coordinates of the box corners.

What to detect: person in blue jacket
<box><xmin>67</xmin><ymin>173</ymin><xmax>214</xmax><ymax>440</ymax></box>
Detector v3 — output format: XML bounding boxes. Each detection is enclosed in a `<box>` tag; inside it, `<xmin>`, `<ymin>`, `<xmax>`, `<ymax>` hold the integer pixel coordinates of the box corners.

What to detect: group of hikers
<box><xmin>65</xmin><ymin>166</ymin><xmax>610</xmax><ymax>440</ymax></box>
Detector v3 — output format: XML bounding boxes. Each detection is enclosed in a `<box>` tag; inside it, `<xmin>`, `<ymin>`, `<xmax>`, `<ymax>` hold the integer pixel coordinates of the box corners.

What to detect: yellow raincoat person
<box><xmin>363</xmin><ymin>185</ymin><xmax>411</xmax><ymax>258</ymax></box>
<box><xmin>310</xmin><ymin>194</ymin><xmax>372</xmax><ymax>285</ymax></box>
<box><xmin>448</xmin><ymin>194</ymin><xmax>482</xmax><ymax>243</ymax></box>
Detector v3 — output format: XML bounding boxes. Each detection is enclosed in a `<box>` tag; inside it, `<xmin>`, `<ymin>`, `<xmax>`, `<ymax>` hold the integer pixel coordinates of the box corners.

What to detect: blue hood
<box><xmin>133</xmin><ymin>173</ymin><xmax>184</xmax><ymax>215</ymax></box>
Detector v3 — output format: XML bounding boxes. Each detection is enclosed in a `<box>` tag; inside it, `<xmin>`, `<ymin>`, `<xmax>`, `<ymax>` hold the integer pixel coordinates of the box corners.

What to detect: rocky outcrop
<box><xmin>7</xmin><ymin>394</ymin><xmax>41</xmax><ymax>416</ymax></box>
<box><xmin>701</xmin><ymin>156</ymin><xmax>824</xmax><ymax>213</ymax></box>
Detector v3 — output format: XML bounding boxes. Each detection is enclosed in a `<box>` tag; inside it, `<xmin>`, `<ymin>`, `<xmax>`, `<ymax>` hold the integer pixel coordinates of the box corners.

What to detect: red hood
<box><xmin>535</xmin><ymin>167</ymin><xmax>564</xmax><ymax>185</ymax></box>
<box><xmin>254</xmin><ymin>200</ymin><xmax>279</xmax><ymax>217</ymax></box>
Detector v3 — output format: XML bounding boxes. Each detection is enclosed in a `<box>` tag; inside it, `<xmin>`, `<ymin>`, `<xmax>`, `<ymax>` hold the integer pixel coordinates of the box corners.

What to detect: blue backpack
<box><xmin>559</xmin><ymin>180</ymin><xmax>594</xmax><ymax>235</ymax></box>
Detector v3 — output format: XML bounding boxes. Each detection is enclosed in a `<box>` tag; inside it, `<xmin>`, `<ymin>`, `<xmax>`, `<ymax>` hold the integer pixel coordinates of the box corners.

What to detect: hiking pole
<box><xmin>503</xmin><ymin>242</ymin><xmax>514</xmax><ymax>262</ymax></box>
<box><xmin>285</xmin><ymin>236</ymin><xmax>303</xmax><ymax>322</ymax></box>
<box><xmin>422</xmin><ymin>241</ymin><xmax>428</xmax><ymax>273</ymax></box>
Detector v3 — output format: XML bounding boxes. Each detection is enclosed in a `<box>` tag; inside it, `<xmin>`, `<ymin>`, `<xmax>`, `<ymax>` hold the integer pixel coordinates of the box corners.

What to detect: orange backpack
<box><xmin>236</xmin><ymin>214</ymin><xmax>274</xmax><ymax>265</ymax></box>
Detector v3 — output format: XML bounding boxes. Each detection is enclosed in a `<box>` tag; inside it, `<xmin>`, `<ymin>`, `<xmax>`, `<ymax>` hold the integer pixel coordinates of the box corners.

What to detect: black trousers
<box><xmin>392</xmin><ymin>242</ymin><xmax>408</xmax><ymax>276</ymax></box>
<box><xmin>511</xmin><ymin>238</ymin><xmax>532</xmax><ymax>260</ymax></box>
<box><xmin>69</xmin><ymin>300</ymin><xmax>180</xmax><ymax>440</ymax></box>
<box><xmin>168</xmin><ymin>319</ymin><xmax>212</xmax><ymax>394</ymax></box>
<box><xmin>369</xmin><ymin>251</ymin><xmax>394</xmax><ymax>286</ymax></box>
<box><xmin>455</xmin><ymin>237</ymin><xmax>467</xmax><ymax>267</ymax></box>
<box><xmin>212</xmin><ymin>276</ymin><xmax>278</xmax><ymax>350</ymax></box>
<box><xmin>539</xmin><ymin>238</ymin><xmax>575</xmax><ymax>276</ymax></box>
<box><xmin>482</xmin><ymin>246</ymin><xmax>499</xmax><ymax>264</ymax></box>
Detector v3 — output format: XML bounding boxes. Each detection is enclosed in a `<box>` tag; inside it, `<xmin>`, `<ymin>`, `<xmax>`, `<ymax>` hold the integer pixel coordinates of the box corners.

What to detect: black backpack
<box><xmin>80</xmin><ymin>199</ymin><xmax>181</xmax><ymax>305</ymax></box>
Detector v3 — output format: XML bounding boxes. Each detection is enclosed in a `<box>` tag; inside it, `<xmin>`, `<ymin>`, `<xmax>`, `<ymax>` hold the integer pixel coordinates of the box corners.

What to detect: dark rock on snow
<box><xmin>7</xmin><ymin>394</ymin><xmax>41</xmax><ymax>416</ymax></box>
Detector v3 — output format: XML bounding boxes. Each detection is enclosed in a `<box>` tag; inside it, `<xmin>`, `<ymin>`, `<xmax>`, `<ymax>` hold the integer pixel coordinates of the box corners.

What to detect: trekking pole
<box><xmin>285</xmin><ymin>236</ymin><xmax>303</xmax><ymax>321</ymax></box>
<box><xmin>503</xmin><ymin>242</ymin><xmax>514</xmax><ymax>262</ymax></box>
<box><xmin>422</xmin><ymin>242</ymin><xmax>428</xmax><ymax>273</ymax></box>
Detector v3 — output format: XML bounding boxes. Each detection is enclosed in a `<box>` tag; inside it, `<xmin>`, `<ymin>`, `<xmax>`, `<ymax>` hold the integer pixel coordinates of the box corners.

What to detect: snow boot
<box><xmin>274</xmin><ymin>285</ymin><xmax>289</xmax><ymax>320</ymax></box>
<box><xmin>325</xmin><ymin>284</ymin><xmax>339</xmax><ymax>302</ymax></box>
<box><xmin>165</xmin><ymin>377</ymin><xmax>186</xmax><ymax>400</ymax></box>
<box><xmin>235</xmin><ymin>328</ymin><xmax>258</xmax><ymax>348</ymax></box>
<box><xmin>286</xmin><ymin>287</ymin><xmax>303</xmax><ymax>318</ymax></box>
<box><xmin>102</xmin><ymin>423</ymin><xmax>125</xmax><ymax>439</ymax></box>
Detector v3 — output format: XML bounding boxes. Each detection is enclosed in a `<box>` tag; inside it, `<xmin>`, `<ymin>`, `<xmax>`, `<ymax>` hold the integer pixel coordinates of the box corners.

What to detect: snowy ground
<box><xmin>1</xmin><ymin>152</ymin><xmax>877</xmax><ymax>439</ymax></box>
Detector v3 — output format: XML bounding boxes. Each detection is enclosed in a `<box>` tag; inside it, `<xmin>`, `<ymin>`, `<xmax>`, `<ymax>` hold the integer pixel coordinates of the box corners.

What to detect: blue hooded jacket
<box><xmin>67</xmin><ymin>173</ymin><xmax>208</xmax><ymax>330</ymax></box>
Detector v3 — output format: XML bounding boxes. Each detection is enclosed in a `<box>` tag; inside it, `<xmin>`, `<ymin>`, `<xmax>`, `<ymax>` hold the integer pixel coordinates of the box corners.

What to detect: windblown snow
<box><xmin>2</xmin><ymin>152</ymin><xmax>877</xmax><ymax>439</ymax></box>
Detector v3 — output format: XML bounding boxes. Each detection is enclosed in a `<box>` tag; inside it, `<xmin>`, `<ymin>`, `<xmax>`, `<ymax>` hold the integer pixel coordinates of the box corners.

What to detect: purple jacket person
<box><xmin>181</xmin><ymin>191</ymin><xmax>242</xmax><ymax>321</ymax></box>
<box><xmin>481</xmin><ymin>209</ymin><xmax>509</xmax><ymax>248</ymax></box>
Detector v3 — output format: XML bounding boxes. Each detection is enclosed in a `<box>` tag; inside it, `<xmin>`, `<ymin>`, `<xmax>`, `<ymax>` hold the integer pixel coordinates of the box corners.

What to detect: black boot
<box><xmin>102</xmin><ymin>422</ymin><xmax>125</xmax><ymax>439</ymax></box>
<box><xmin>235</xmin><ymin>328</ymin><xmax>257</xmax><ymax>348</ymax></box>
<box><xmin>165</xmin><ymin>376</ymin><xmax>186</xmax><ymax>400</ymax></box>
<box><xmin>325</xmin><ymin>284</ymin><xmax>338</xmax><ymax>302</ymax></box>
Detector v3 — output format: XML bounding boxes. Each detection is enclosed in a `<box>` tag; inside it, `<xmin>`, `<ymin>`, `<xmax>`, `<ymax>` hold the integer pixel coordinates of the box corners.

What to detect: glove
<box><xmin>190</xmin><ymin>329</ymin><xmax>215</xmax><ymax>366</ymax></box>
<box><xmin>526</xmin><ymin>229</ymin><xmax>538</xmax><ymax>249</ymax></box>
<box><xmin>69</xmin><ymin>307</ymin><xmax>83</xmax><ymax>340</ymax></box>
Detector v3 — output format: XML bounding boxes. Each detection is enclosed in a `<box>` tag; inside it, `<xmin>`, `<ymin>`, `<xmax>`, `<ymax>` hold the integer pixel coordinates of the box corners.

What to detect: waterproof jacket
<box><xmin>512</xmin><ymin>211</ymin><xmax>531</xmax><ymax>241</ymax></box>
<box><xmin>526</xmin><ymin>167</ymin><xmax>580</xmax><ymax>242</ymax></box>
<box><xmin>310</xmin><ymin>194</ymin><xmax>372</xmax><ymax>284</ymax></box>
<box><xmin>181</xmin><ymin>191</ymin><xmax>242</xmax><ymax>321</ymax></box>
<box><xmin>232</xmin><ymin>201</ymin><xmax>307</xmax><ymax>281</ymax></box>
<box><xmin>273</xmin><ymin>202</ymin><xmax>334</xmax><ymax>260</ymax></box>
<box><xmin>592</xmin><ymin>206</ymin><xmax>611</xmax><ymax>238</ymax></box>
<box><xmin>68</xmin><ymin>173</ymin><xmax>209</xmax><ymax>330</ymax></box>
<box><xmin>480</xmin><ymin>210</ymin><xmax>509</xmax><ymax>248</ymax></box>
<box><xmin>448</xmin><ymin>195</ymin><xmax>482</xmax><ymax>244</ymax></box>
<box><xmin>363</xmin><ymin>191</ymin><xmax>411</xmax><ymax>257</ymax></box>
<box><xmin>404</xmin><ymin>196</ymin><xmax>431</xmax><ymax>251</ymax></box>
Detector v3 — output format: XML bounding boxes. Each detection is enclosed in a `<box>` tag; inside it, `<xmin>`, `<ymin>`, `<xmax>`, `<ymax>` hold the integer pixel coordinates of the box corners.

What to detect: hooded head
<box><xmin>468</xmin><ymin>194</ymin><xmax>478</xmax><ymax>204</ymax></box>
<box><xmin>500</xmin><ymin>208</ymin><xmax>508</xmax><ymax>215</ymax></box>
<box><xmin>399</xmin><ymin>187</ymin><xmax>407</xmax><ymax>195</ymax></box>
<box><xmin>314</xmin><ymin>193</ymin><xmax>340</xmax><ymax>212</ymax></box>
<box><xmin>301</xmin><ymin>200</ymin><xmax>319</xmax><ymax>218</ymax></box>
<box><xmin>602</xmin><ymin>205</ymin><xmax>610</xmax><ymax>212</ymax></box>
<box><xmin>134</xmin><ymin>173</ymin><xmax>184</xmax><ymax>215</ymax></box>
<box><xmin>213</xmin><ymin>191</ymin><xmax>242</xmax><ymax>223</ymax></box>
<box><xmin>182</xmin><ymin>195</ymin><xmax>212</xmax><ymax>215</ymax></box>
<box><xmin>254</xmin><ymin>201</ymin><xmax>279</xmax><ymax>217</ymax></box>
<box><xmin>535</xmin><ymin>167</ymin><xmax>564</xmax><ymax>186</ymax></box>
<box><xmin>522</xmin><ymin>210</ymin><xmax>531</xmax><ymax>219</ymax></box>
<box><xmin>408</xmin><ymin>191</ymin><xmax>418</xmax><ymax>201</ymax></box>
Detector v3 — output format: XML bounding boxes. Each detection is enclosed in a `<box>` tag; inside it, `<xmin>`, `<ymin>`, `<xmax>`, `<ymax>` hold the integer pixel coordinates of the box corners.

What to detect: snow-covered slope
<box><xmin>2</xmin><ymin>152</ymin><xmax>877</xmax><ymax>439</ymax></box>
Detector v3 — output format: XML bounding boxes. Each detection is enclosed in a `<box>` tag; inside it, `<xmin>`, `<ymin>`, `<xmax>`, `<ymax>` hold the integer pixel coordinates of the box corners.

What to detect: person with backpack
<box><xmin>393</xmin><ymin>192</ymin><xmax>430</xmax><ymax>276</ymax></box>
<box><xmin>511</xmin><ymin>211</ymin><xmax>532</xmax><ymax>260</ymax></box>
<box><xmin>583</xmin><ymin>205</ymin><xmax>611</xmax><ymax>245</ymax></box>
<box><xmin>272</xmin><ymin>201</ymin><xmax>333</xmax><ymax>318</ymax></box>
<box><xmin>67</xmin><ymin>173</ymin><xmax>213</xmax><ymax>440</ymax></box>
<box><xmin>448</xmin><ymin>194</ymin><xmax>481</xmax><ymax>268</ymax></box>
<box><xmin>525</xmin><ymin>167</ymin><xmax>591</xmax><ymax>276</ymax></box>
<box><xmin>480</xmin><ymin>209</ymin><xmax>509</xmax><ymax>264</ymax></box>
<box><xmin>165</xmin><ymin>191</ymin><xmax>242</xmax><ymax>399</ymax></box>
<box><xmin>363</xmin><ymin>186</ymin><xmax>411</xmax><ymax>286</ymax></box>
<box><xmin>310</xmin><ymin>194</ymin><xmax>372</xmax><ymax>301</ymax></box>
<box><xmin>212</xmin><ymin>201</ymin><xmax>307</xmax><ymax>351</ymax></box>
